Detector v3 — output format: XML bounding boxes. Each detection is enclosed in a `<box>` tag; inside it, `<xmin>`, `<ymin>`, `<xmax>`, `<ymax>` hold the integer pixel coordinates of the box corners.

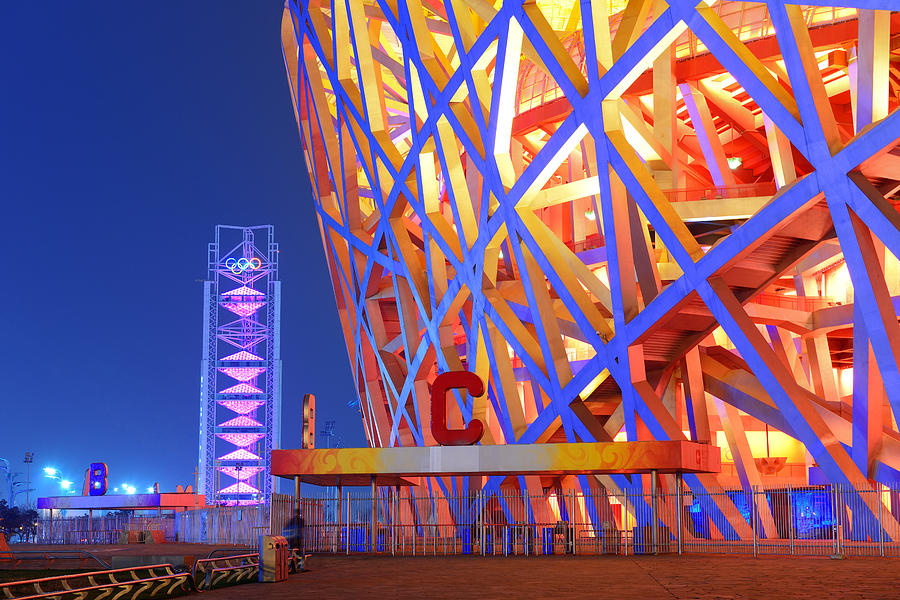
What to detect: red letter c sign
<box><xmin>431</xmin><ymin>371</ymin><xmax>485</xmax><ymax>446</ymax></box>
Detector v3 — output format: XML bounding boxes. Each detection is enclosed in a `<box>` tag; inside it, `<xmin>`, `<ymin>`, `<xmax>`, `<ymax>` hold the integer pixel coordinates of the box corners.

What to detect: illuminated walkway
<box><xmin>205</xmin><ymin>555</ymin><xmax>898</xmax><ymax>599</ymax></box>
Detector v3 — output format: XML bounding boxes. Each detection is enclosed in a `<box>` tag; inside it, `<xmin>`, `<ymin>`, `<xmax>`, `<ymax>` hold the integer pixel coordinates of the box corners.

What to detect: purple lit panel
<box><xmin>218</xmin><ymin>448</ymin><xmax>263</xmax><ymax>461</ymax></box>
<box><xmin>218</xmin><ymin>382</ymin><xmax>264</xmax><ymax>395</ymax></box>
<box><xmin>218</xmin><ymin>366</ymin><xmax>266</xmax><ymax>382</ymax></box>
<box><xmin>217</xmin><ymin>466</ymin><xmax>265</xmax><ymax>480</ymax></box>
<box><xmin>218</xmin><ymin>499</ymin><xmax>263</xmax><ymax>506</ymax></box>
<box><xmin>218</xmin><ymin>400</ymin><xmax>265</xmax><ymax>414</ymax></box>
<box><xmin>218</xmin><ymin>415</ymin><xmax>265</xmax><ymax>428</ymax></box>
<box><xmin>221</xmin><ymin>302</ymin><xmax>265</xmax><ymax>317</ymax></box>
<box><xmin>217</xmin><ymin>482</ymin><xmax>261</xmax><ymax>495</ymax></box>
<box><xmin>220</xmin><ymin>350</ymin><xmax>265</xmax><ymax>361</ymax></box>
<box><xmin>217</xmin><ymin>432</ymin><xmax>266</xmax><ymax>447</ymax></box>
<box><xmin>223</xmin><ymin>285</ymin><xmax>265</xmax><ymax>297</ymax></box>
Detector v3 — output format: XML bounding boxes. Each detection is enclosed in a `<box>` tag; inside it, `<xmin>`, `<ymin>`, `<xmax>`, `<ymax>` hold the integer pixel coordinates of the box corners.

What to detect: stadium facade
<box><xmin>279</xmin><ymin>0</ymin><xmax>900</xmax><ymax>535</ymax></box>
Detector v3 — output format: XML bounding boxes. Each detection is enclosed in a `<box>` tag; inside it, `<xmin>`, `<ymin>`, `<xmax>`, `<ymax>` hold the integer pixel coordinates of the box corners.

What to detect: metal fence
<box><xmin>37</xmin><ymin>507</ymin><xmax>266</xmax><ymax>546</ymax></box>
<box><xmin>273</xmin><ymin>484</ymin><xmax>900</xmax><ymax>558</ymax></box>
<box><xmin>176</xmin><ymin>505</ymin><xmax>270</xmax><ymax>546</ymax></box>
<box><xmin>34</xmin><ymin>484</ymin><xmax>900</xmax><ymax>559</ymax></box>
<box><xmin>37</xmin><ymin>514</ymin><xmax>173</xmax><ymax>544</ymax></box>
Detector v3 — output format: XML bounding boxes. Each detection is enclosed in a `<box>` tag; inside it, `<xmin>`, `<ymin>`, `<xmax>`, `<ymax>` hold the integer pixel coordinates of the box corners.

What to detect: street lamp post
<box><xmin>43</xmin><ymin>467</ymin><xmax>74</xmax><ymax>498</ymax></box>
<box><xmin>24</xmin><ymin>453</ymin><xmax>33</xmax><ymax>509</ymax></box>
<box><xmin>11</xmin><ymin>476</ymin><xmax>33</xmax><ymax>507</ymax></box>
<box><xmin>0</xmin><ymin>458</ymin><xmax>10</xmax><ymax>505</ymax></box>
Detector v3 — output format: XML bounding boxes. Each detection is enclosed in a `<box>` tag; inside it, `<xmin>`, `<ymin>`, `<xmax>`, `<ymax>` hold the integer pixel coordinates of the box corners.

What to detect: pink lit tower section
<box><xmin>199</xmin><ymin>225</ymin><xmax>281</xmax><ymax>505</ymax></box>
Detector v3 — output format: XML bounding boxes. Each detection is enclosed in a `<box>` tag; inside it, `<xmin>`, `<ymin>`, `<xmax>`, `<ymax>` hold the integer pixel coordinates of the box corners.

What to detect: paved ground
<box><xmin>202</xmin><ymin>554</ymin><xmax>900</xmax><ymax>599</ymax></box>
<box><xmin>0</xmin><ymin>569</ymin><xmax>92</xmax><ymax>583</ymax></box>
<box><xmin>5</xmin><ymin>548</ymin><xmax>900</xmax><ymax>597</ymax></box>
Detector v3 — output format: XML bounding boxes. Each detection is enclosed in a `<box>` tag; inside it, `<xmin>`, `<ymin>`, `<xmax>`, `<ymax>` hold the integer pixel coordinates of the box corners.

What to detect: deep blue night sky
<box><xmin>0</xmin><ymin>2</ymin><xmax>365</xmax><ymax>501</ymax></box>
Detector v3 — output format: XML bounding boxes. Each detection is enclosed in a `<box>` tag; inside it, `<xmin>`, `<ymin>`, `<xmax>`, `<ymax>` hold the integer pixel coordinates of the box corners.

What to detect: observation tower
<box><xmin>199</xmin><ymin>225</ymin><xmax>281</xmax><ymax>505</ymax></box>
<box><xmin>281</xmin><ymin>0</ymin><xmax>900</xmax><ymax>539</ymax></box>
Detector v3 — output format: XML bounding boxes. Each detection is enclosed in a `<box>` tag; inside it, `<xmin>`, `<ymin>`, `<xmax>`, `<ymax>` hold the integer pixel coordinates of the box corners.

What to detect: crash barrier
<box><xmin>0</xmin><ymin>564</ymin><xmax>194</xmax><ymax>600</ymax></box>
<box><xmin>191</xmin><ymin>553</ymin><xmax>259</xmax><ymax>590</ymax></box>
<box><xmin>290</xmin><ymin>549</ymin><xmax>311</xmax><ymax>572</ymax></box>
<box><xmin>189</xmin><ymin>545</ymin><xmax>305</xmax><ymax>589</ymax></box>
<box><xmin>272</xmin><ymin>484</ymin><xmax>900</xmax><ymax>558</ymax></box>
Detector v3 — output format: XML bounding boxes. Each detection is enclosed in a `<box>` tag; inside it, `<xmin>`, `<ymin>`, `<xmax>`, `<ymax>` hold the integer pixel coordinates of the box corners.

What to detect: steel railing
<box><xmin>269</xmin><ymin>484</ymin><xmax>900</xmax><ymax>559</ymax></box>
<box><xmin>29</xmin><ymin>484</ymin><xmax>900</xmax><ymax>560</ymax></box>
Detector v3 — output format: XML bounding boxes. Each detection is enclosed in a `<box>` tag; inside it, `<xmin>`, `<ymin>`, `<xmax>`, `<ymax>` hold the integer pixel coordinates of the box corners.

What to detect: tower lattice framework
<box><xmin>200</xmin><ymin>225</ymin><xmax>282</xmax><ymax>505</ymax></box>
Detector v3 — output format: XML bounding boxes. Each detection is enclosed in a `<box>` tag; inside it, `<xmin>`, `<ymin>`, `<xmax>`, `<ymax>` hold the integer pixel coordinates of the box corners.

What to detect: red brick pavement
<box><xmin>201</xmin><ymin>554</ymin><xmax>900</xmax><ymax>599</ymax></box>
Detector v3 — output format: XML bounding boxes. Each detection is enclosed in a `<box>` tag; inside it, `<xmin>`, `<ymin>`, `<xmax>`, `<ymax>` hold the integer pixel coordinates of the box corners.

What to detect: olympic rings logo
<box><xmin>225</xmin><ymin>257</ymin><xmax>262</xmax><ymax>274</ymax></box>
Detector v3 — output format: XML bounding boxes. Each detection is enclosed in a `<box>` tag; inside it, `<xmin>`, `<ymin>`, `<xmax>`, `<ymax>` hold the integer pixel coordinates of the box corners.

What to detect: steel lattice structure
<box><xmin>281</xmin><ymin>0</ymin><xmax>900</xmax><ymax>538</ymax></box>
<box><xmin>200</xmin><ymin>225</ymin><xmax>282</xmax><ymax>505</ymax></box>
